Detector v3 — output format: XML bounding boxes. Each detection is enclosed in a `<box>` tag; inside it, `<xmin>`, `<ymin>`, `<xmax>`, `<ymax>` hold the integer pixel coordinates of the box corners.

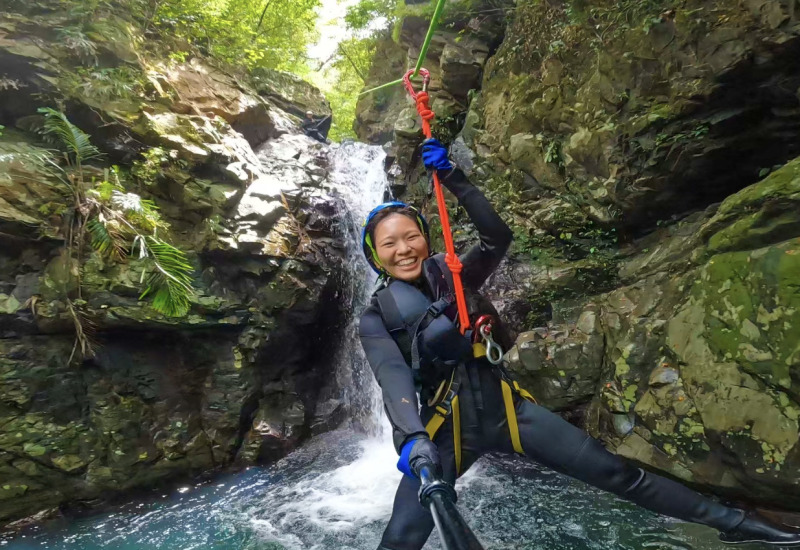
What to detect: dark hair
<box><xmin>365</xmin><ymin>206</ymin><xmax>421</xmax><ymax>245</ymax></box>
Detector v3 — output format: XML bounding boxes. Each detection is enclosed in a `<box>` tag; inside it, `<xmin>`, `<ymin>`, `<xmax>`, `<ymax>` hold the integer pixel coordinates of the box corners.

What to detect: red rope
<box><xmin>403</xmin><ymin>69</ymin><xmax>471</xmax><ymax>334</ymax></box>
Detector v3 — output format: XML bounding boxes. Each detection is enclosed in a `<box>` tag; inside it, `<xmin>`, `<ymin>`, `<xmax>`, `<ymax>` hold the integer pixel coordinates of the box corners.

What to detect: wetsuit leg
<box><xmin>379</xmin><ymin>403</ymin><xmax>482</xmax><ymax>550</ymax></box>
<box><xmin>511</xmin><ymin>397</ymin><xmax>743</xmax><ymax>532</ymax></box>
<box><xmin>379</xmin><ymin>474</ymin><xmax>434</xmax><ymax>550</ymax></box>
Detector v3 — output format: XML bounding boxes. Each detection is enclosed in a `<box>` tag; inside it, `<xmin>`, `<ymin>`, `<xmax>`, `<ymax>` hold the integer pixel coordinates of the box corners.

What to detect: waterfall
<box><xmin>326</xmin><ymin>140</ymin><xmax>392</xmax><ymax>436</ymax></box>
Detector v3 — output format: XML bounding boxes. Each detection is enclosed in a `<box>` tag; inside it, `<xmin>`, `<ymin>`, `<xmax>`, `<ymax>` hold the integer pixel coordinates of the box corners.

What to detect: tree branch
<box><xmin>337</xmin><ymin>43</ymin><xmax>367</xmax><ymax>82</ymax></box>
<box><xmin>256</xmin><ymin>0</ymin><xmax>275</xmax><ymax>32</ymax></box>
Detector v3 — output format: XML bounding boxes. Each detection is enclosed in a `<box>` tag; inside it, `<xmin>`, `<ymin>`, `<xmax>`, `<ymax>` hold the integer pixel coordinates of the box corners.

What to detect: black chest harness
<box><xmin>374</xmin><ymin>254</ymin><xmax>536</xmax><ymax>474</ymax></box>
<box><xmin>375</xmin><ymin>254</ymin><xmax>472</xmax><ymax>399</ymax></box>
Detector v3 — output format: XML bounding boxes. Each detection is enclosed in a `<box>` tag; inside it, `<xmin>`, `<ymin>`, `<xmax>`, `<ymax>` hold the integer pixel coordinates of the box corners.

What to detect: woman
<box><xmin>358</xmin><ymin>139</ymin><xmax>800</xmax><ymax>550</ymax></box>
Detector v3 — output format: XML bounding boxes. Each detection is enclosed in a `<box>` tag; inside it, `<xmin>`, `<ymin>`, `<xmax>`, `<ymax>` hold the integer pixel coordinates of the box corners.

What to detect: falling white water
<box><xmin>323</xmin><ymin>140</ymin><xmax>394</xmax><ymax>437</ymax></box>
<box><xmin>242</xmin><ymin>141</ymin><xmax>404</xmax><ymax>544</ymax></box>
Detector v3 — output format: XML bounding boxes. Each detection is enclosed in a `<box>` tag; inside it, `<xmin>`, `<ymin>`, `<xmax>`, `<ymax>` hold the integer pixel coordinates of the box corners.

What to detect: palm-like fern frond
<box><xmin>138</xmin><ymin>236</ymin><xmax>194</xmax><ymax>317</ymax></box>
<box><xmin>87</xmin><ymin>216</ymin><xmax>127</xmax><ymax>262</ymax></box>
<box><xmin>129</xmin><ymin>197</ymin><xmax>163</xmax><ymax>233</ymax></box>
<box><xmin>38</xmin><ymin>107</ymin><xmax>103</xmax><ymax>166</ymax></box>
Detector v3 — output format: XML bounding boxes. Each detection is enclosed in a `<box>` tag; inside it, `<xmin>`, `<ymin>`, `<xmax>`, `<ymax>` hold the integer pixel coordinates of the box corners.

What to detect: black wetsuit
<box><xmin>358</xmin><ymin>170</ymin><xmax>744</xmax><ymax>550</ymax></box>
<box><xmin>302</xmin><ymin>115</ymin><xmax>330</xmax><ymax>143</ymax></box>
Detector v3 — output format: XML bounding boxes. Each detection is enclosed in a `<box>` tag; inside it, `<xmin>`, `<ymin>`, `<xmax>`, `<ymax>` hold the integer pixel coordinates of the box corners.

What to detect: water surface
<box><xmin>1</xmin><ymin>430</ymin><xmax>734</xmax><ymax>550</ymax></box>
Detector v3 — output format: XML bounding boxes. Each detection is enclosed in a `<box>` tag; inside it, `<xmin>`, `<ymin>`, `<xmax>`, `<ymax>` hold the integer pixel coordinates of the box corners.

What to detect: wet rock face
<box><xmin>505</xmin><ymin>159</ymin><xmax>800</xmax><ymax>506</ymax></box>
<box><xmin>0</xmin><ymin>5</ymin><xmax>343</xmax><ymax>525</ymax></box>
<box><xmin>475</xmin><ymin>0</ymin><xmax>800</xmax><ymax>234</ymax></box>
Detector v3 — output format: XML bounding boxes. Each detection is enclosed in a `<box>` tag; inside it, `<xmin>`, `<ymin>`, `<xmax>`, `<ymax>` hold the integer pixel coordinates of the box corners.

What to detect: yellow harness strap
<box><xmin>425</xmin><ymin>405</ymin><xmax>447</xmax><ymax>440</ymax></box>
<box><xmin>451</xmin><ymin>396</ymin><xmax>461</xmax><ymax>474</ymax></box>
<box><xmin>513</xmin><ymin>380</ymin><xmax>537</xmax><ymax>404</ymax></box>
<box><xmin>423</xmin><ymin>346</ymin><xmax>536</xmax><ymax>473</ymax></box>
<box><xmin>501</xmin><ymin>379</ymin><xmax>525</xmax><ymax>454</ymax></box>
<box><xmin>424</xmin><ymin>398</ymin><xmax>463</xmax><ymax>475</ymax></box>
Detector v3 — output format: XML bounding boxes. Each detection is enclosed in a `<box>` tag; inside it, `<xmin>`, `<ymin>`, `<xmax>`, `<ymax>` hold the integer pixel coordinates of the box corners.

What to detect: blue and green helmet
<box><xmin>361</xmin><ymin>201</ymin><xmax>431</xmax><ymax>275</ymax></box>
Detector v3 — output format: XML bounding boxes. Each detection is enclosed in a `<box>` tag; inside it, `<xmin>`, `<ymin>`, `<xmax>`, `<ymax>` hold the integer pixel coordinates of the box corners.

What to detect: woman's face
<box><xmin>373</xmin><ymin>213</ymin><xmax>428</xmax><ymax>281</ymax></box>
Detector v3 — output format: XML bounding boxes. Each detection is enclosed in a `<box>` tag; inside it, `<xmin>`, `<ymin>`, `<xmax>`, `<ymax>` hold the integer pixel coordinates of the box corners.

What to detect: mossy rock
<box><xmin>703</xmin><ymin>157</ymin><xmax>800</xmax><ymax>254</ymax></box>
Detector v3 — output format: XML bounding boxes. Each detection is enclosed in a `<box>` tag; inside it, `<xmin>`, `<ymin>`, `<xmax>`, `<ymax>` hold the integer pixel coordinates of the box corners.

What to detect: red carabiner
<box><xmin>473</xmin><ymin>314</ymin><xmax>494</xmax><ymax>343</ymax></box>
<box><xmin>402</xmin><ymin>68</ymin><xmax>431</xmax><ymax>100</ymax></box>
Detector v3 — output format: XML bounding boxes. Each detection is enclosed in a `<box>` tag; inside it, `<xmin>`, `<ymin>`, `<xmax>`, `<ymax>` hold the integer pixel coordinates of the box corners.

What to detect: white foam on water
<box><xmin>266</xmin><ymin>438</ymin><xmax>399</xmax><ymax>531</ymax></box>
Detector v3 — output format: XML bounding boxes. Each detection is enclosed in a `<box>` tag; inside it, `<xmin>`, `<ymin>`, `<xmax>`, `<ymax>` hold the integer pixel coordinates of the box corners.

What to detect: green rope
<box><xmin>358</xmin><ymin>0</ymin><xmax>447</xmax><ymax>97</ymax></box>
<box><xmin>413</xmin><ymin>0</ymin><xmax>447</xmax><ymax>76</ymax></box>
<box><xmin>359</xmin><ymin>77</ymin><xmax>409</xmax><ymax>97</ymax></box>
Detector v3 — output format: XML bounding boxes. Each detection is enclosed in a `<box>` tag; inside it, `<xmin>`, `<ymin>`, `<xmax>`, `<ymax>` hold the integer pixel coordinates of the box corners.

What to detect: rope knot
<box><xmin>444</xmin><ymin>252</ymin><xmax>462</xmax><ymax>275</ymax></box>
<box><xmin>415</xmin><ymin>92</ymin><xmax>434</xmax><ymax>122</ymax></box>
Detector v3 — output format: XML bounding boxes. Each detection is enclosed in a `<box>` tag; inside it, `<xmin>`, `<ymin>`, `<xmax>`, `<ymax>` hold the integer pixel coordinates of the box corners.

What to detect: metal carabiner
<box><xmin>480</xmin><ymin>324</ymin><xmax>504</xmax><ymax>365</ymax></box>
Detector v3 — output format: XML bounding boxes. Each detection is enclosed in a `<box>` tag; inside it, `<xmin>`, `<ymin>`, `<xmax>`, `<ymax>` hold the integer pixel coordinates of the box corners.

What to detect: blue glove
<box><xmin>398</xmin><ymin>436</ymin><xmax>441</xmax><ymax>479</ymax></box>
<box><xmin>421</xmin><ymin>138</ymin><xmax>453</xmax><ymax>172</ymax></box>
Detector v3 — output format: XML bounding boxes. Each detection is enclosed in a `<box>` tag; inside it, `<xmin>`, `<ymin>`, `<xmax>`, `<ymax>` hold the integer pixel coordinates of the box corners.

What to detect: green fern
<box><xmin>137</xmin><ymin>236</ymin><xmax>194</xmax><ymax>317</ymax></box>
<box><xmin>86</xmin><ymin>216</ymin><xmax>127</xmax><ymax>261</ymax></box>
<box><xmin>37</xmin><ymin>107</ymin><xmax>103</xmax><ymax>167</ymax></box>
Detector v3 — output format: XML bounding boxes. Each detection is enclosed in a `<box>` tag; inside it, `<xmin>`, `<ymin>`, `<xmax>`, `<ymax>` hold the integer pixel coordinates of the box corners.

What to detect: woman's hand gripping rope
<box><xmin>404</xmin><ymin>68</ymin><xmax>471</xmax><ymax>334</ymax></box>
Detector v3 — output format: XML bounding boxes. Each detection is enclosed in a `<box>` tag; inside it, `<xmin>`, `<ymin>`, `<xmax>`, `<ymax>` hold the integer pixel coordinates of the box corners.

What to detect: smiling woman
<box><xmin>356</xmin><ymin>139</ymin><xmax>800</xmax><ymax>550</ymax></box>
<box><xmin>362</xmin><ymin>204</ymin><xmax>431</xmax><ymax>281</ymax></box>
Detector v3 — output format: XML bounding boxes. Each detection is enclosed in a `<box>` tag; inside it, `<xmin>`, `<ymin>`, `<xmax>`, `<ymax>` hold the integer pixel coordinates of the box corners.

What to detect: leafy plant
<box><xmin>35</xmin><ymin>108</ymin><xmax>195</xmax><ymax>360</ymax></box>
<box><xmin>345</xmin><ymin>0</ymin><xmax>398</xmax><ymax>31</ymax></box>
<box><xmin>655</xmin><ymin>123</ymin><xmax>710</xmax><ymax>147</ymax></box>
<box><xmin>131</xmin><ymin>146</ymin><xmax>171</xmax><ymax>187</ymax></box>
<box><xmin>543</xmin><ymin>138</ymin><xmax>564</xmax><ymax>167</ymax></box>
<box><xmin>135</xmin><ymin>236</ymin><xmax>194</xmax><ymax>317</ymax></box>
<box><xmin>58</xmin><ymin>26</ymin><xmax>98</xmax><ymax>65</ymax></box>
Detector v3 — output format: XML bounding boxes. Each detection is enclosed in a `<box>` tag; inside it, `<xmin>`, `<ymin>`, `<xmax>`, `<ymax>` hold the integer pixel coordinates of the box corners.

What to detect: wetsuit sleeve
<box><xmin>440</xmin><ymin>168</ymin><xmax>513</xmax><ymax>291</ymax></box>
<box><xmin>358</xmin><ymin>304</ymin><xmax>428</xmax><ymax>452</ymax></box>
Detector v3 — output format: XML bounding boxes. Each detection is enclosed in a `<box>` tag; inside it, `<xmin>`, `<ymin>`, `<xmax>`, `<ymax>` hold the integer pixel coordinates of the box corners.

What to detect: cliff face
<box><xmin>0</xmin><ymin>3</ymin><xmax>345</xmax><ymax>524</ymax></box>
<box><xmin>356</xmin><ymin>0</ymin><xmax>800</xmax><ymax>508</ymax></box>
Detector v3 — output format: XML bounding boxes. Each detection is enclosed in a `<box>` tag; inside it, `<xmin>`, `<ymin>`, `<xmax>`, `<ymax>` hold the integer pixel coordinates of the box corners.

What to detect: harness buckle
<box><xmin>426</xmin><ymin>294</ymin><xmax>455</xmax><ymax>317</ymax></box>
<box><xmin>430</xmin><ymin>372</ymin><xmax>459</xmax><ymax>414</ymax></box>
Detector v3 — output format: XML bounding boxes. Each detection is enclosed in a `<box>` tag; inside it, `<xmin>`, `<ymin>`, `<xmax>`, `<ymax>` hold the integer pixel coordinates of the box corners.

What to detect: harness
<box><xmin>375</xmin><ymin>254</ymin><xmax>536</xmax><ymax>474</ymax></box>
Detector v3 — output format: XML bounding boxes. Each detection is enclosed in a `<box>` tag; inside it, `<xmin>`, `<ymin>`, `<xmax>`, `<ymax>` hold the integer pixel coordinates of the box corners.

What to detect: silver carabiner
<box><xmin>480</xmin><ymin>325</ymin><xmax>504</xmax><ymax>365</ymax></box>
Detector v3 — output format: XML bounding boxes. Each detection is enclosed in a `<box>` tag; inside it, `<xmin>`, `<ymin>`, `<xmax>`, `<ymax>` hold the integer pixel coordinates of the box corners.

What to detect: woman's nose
<box><xmin>396</xmin><ymin>239</ymin><xmax>412</xmax><ymax>254</ymax></box>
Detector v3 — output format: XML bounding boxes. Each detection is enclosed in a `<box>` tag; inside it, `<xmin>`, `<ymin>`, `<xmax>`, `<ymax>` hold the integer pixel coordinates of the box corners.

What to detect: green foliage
<box><xmin>655</xmin><ymin>123</ymin><xmax>710</xmax><ymax>147</ymax></box>
<box><xmin>38</xmin><ymin>107</ymin><xmax>103</xmax><ymax>168</ymax></box>
<box><xmin>345</xmin><ymin>0</ymin><xmax>398</xmax><ymax>31</ymax></box>
<box><xmin>322</xmin><ymin>37</ymin><xmax>378</xmax><ymax>141</ymax></box>
<box><xmin>543</xmin><ymin>137</ymin><xmax>564</xmax><ymax>167</ymax></box>
<box><xmin>136</xmin><ymin>236</ymin><xmax>194</xmax><ymax>317</ymax></box>
<box><xmin>147</xmin><ymin>0</ymin><xmax>321</xmax><ymax>72</ymax></box>
<box><xmin>58</xmin><ymin>26</ymin><xmax>98</xmax><ymax>65</ymax></box>
<box><xmin>431</xmin><ymin>112</ymin><xmax>465</xmax><ymax>145</ymax></box>
<box><xmin>61</xmin><ymin>66</ymin><xmax>147</xmax><ymax>103</ymax></box>
<box><xmin>32</xmin><ymin>0</ymin><xmax>320</xmax><ymax>73</ymax></box>
<box><xmin>36</xmin><ymin>109</ymin><xmax>195</xmax><ymax>324</ymax></box>
<box><xmin>131</xmin><ymin>146</ymin><xmax>171</xmax><ymax>187</ymax></box>
<box><xmin>572</xmin><ymin>0</ymin><xmax>680</xmax><ymax>44</ymax></box>
<box><xmin>86</xmin><ymin>217</ymin><xmax>127</xmax><ymax>261</ymax></box>
<box><xmin>512</xmin><ymin>228</ymin><xmax>559</xmax><ymax>262</ymax></box>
